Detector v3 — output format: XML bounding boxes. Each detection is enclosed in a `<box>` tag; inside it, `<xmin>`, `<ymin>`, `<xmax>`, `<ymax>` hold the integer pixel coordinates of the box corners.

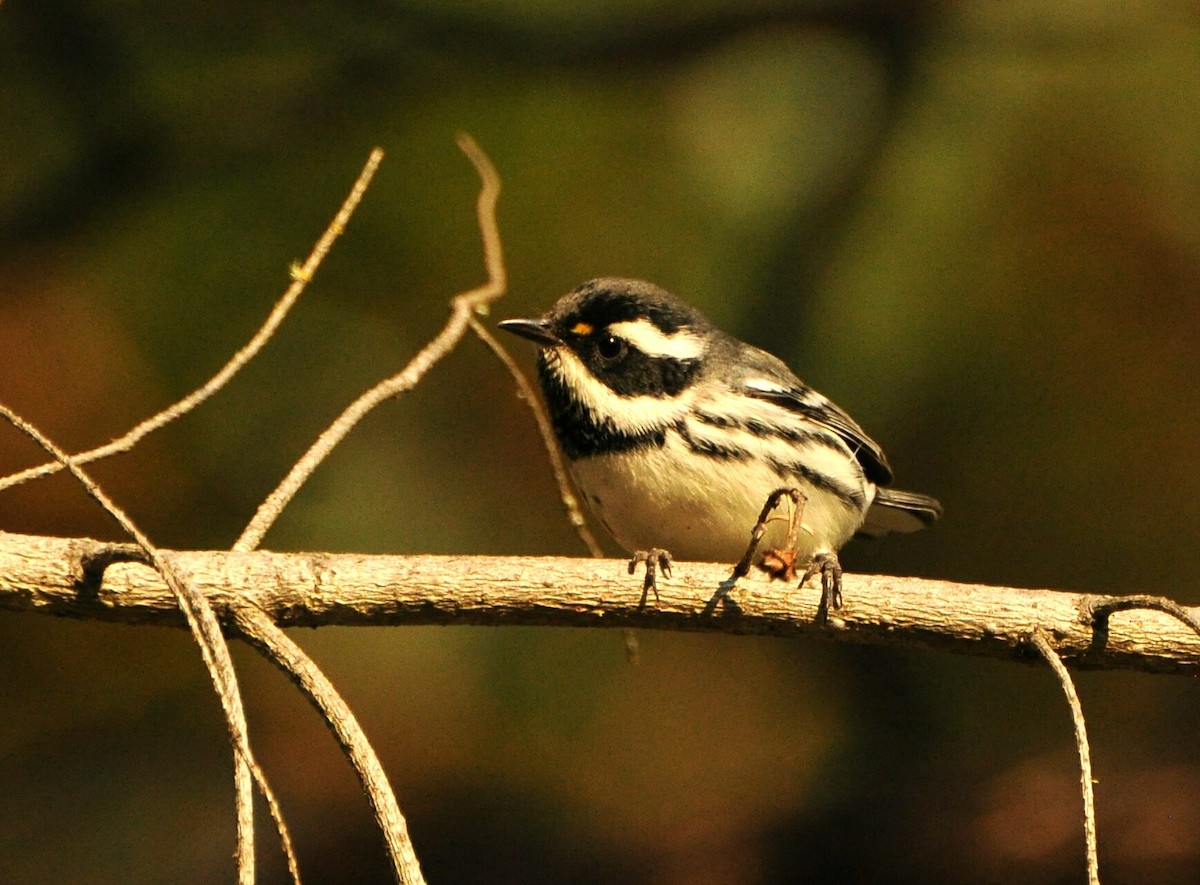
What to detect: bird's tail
<box><xmin>858</xmin><ymin>488</ymin><xmax>942</xmax><ymax>538</ymax></box>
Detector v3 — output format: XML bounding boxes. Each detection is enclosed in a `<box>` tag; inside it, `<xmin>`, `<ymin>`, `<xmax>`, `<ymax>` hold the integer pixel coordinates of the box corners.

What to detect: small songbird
<box><xmin>499</xmin><ymin>278</ymin><xmax>940</xmax><ymax>606</ymax></box>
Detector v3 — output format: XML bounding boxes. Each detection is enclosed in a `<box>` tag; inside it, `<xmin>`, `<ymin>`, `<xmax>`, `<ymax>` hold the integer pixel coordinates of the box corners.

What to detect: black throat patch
<box><xmin>536</xmin><ymin>357</ymin><xmax>670</xmax><ymax>459</ymax></box>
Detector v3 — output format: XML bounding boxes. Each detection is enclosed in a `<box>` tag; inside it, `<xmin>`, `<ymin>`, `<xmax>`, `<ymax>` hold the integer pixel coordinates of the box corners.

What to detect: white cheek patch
<box><xmin>607</xmin><ymin>319</ymin><xmax>707</xmax><ymax>361</ymax></box>
<box><xmin>546</xmin><ymin>347</ymin><xmax>694</xmax><ymax>434</ymax></box>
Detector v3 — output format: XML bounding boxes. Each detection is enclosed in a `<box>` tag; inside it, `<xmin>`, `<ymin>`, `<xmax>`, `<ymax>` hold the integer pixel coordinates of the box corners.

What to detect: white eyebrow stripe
<box><xmin>607</xmin><ymin>319</ymin><xmax>707</xmax><ymax>360</ymax></box>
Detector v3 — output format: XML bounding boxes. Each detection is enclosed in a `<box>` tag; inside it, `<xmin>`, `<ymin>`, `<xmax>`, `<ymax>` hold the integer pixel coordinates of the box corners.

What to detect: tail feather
<box><xmin>859</xmin><ymin>488</ymin><xmax>942</xmax><ymax>538</ymax></box>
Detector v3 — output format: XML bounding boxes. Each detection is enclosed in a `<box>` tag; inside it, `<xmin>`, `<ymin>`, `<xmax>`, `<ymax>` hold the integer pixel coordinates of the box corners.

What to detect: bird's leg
<box><xmin>780</xmin><ymin>487</ymin><xmax>808</xmax><ymax>552</ymax></box>
<box><xmin>629</xmin><ymin>548</ymin><xmax>672</xmax><ymax>607</ymax></box>
<box><xmin>800</xmin><ymin>551</ymin><xmax>844</xmax><ymax>613</ymax></box>
<box><xmin>729</xmin><ymin>487</ymin><xmax>805</xmax><ymax>583</ymax></box>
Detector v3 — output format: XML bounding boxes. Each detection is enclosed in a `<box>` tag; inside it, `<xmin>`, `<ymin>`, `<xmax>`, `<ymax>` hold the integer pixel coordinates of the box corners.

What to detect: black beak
<box><xmin>497</xmin><ymin>317</ymin><xmax>560</xmax><ymax>347</ymax></box>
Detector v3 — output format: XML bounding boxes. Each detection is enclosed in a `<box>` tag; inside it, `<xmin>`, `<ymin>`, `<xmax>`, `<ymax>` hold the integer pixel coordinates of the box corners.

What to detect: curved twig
<box><xmin>468</xmin><ymin>317</ymin><xmax>602</xmax><ymax>557</ymax></box>
<box><xmin>1030</xmin><ymin>629</ymin><xmax>1099</xmax><ymax>885</ymax></box>
<box><xmin>0</xmin><ymin>405</ymin><xmax>273</xmax><ymax>884</ymax></box>
<box><xmin>1086</xmin><ymin>593</ymin><xmax>1200</xmax><ymax>641</ymax></box>
<box><xmin>232</xmin><ymin>606</ymin><xmax>425</xmax><ymax>885</ymax></box>
<box><xmin>234</xmin><ymin>134</ymin><xmax>503</xmax><ymax>553</ymax></box>
<box><xmin>0</xmin><ymin>148</ymin><xmax>384</xmax><ymax>495</ymax></box>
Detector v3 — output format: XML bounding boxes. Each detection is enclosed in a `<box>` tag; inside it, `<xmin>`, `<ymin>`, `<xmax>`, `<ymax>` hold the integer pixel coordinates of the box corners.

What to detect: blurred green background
<box><xmin>3</xmin><ymin>2</ymin><xmax>1200</xmax><ymax>882</ymax></box>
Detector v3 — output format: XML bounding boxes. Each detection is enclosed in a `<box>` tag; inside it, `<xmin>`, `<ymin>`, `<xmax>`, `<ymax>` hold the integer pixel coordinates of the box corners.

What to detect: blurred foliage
<box><xmin>2</xmin><ymin>1</ymin><xmax>1200</xmax><ymax>883</ymax></box>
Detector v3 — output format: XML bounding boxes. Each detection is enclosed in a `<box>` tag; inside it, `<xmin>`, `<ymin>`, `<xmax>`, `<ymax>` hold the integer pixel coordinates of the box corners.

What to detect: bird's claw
<box><xmin>800</xmin><ymin>551</ymin><xmax>843</xmax><ymax>613</ymax></box>
<box><xmin>629</xmin><ymin>548</ymin><xmax>672</xmax><ymax>607</ymax></box>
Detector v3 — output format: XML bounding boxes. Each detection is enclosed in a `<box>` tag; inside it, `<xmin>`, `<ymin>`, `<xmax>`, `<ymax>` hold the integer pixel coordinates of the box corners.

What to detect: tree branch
<box><xmin>4</xmin><ymin>531</ymin><xmax>1199</xmax><ymax>675</ymax></box>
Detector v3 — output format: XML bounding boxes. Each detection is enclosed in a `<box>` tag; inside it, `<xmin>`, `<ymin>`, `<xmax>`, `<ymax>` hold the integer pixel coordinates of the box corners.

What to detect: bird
<box><xmin>498</xmin><ymin>277</ymin><xmax>940</xmax><ymax>608</ymax></box>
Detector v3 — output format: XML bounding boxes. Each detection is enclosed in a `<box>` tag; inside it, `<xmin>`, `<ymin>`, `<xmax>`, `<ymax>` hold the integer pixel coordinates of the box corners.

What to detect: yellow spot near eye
<box><xmin>570</xmin><ymin>321</ymin><xmax>593</xmax><ymax>336</ymax></box>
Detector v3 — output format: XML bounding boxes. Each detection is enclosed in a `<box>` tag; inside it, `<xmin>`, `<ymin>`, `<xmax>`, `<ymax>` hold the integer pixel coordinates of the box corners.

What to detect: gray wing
<box><xmin>719</xmin><ymin>338</ymin><xmax>942</xmax><ymax>535</ymax></box>
<box><xmin>731</xmin><ymin>346</ymin><xmax>894</xmax><ymax>486</ymax></box>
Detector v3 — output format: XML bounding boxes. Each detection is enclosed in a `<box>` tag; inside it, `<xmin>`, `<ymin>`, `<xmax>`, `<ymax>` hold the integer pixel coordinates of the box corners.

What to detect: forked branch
<box><xmin>234</xmin><ymin>134</ymin><xmax>504</xmax><ymax>553</ymax></box>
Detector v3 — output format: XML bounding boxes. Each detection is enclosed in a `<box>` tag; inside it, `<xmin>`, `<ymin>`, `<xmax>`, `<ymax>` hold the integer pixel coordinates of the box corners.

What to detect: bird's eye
<box><xmin>595</xmin><ymin>334</ymin><xmax>626</xmax><ymax>361</ymax></box>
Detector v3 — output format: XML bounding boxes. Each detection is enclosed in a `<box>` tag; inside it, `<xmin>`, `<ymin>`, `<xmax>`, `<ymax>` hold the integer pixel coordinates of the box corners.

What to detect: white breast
<box><xmin>570</xmin><ymin>430</ymin><xmax>874</xmax><ymax>563</ymax></box>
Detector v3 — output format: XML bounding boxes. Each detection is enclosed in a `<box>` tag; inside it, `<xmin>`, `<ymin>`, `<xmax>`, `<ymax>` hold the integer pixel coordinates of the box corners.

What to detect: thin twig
<box><xmin>0</xmin><ymin>148</ymin><xmax>385</xmax><ymax>494</ymax></box>
<box><xmin>234</xmin><ymin>133</ymin><xmax>504</xmax><ymax>552</ymax></box>
<box><xmin>454</xmin><ymin>132</ymin><xmax>506</xmax><ymax>298</ymax></box>
<box><xmin>161</xmin><ymin>565</ymin><xmax>304</xmax><ymax>885</ymax></box>
<box><xmin>0</xmin><ymin>405</ymin><xmax>267</xmax><ymax>884</ymax></box>
<box><xmin>1086</xmin><ymin>593</ymin><xmax>1200</xmax><ymax>638</ymax></box>
<box><xmin>255</xmin><ymin>755</ymin><xmax>303</xmax><ymax>884</ymax></box>
<box><xmin>456</xmin><ymin>151</ymin><xmax>620</xmax><ymax>644</ymax></box>
<box><xmin>463</xmin><ymin>165</ymin><xmax>637</xmax><ymax>657</ymax></box>
<box><xmin>469</xmin><ymin>317</ymin><xmax>603</xmax><ymax>557</ymax></box>
<box><xmin>1030</xmin><ymin>629</ymin><xmax>1099</xmax><ymax>885</ymax></box>
<box><xmin>222</xmin><ymin>133</ymin><xmax>504</xmax><ymax>878</ymax></box>
<box><xmin>233</xmin><ymin>606</ymin><xmax>425</xmax><ymax>885</ymax></box>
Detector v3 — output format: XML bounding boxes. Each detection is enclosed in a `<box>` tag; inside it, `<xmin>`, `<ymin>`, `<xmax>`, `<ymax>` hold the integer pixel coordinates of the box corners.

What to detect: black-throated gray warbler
<box><xmin>499</xmin><ymin>278</ymin><xmax>940</xmax><ymax>605</ymax></box>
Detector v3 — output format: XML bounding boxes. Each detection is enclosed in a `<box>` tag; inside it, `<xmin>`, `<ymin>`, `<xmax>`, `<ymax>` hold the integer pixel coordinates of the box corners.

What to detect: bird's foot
<box><xmin>800</xmin><ymin>550</ymin><xmax>844</xmax><ymax>614</ymax></box>
<box><xmin>629</xmin><ymin>548</ymin><xmax>672</xmax><ymax>607</ymax></box>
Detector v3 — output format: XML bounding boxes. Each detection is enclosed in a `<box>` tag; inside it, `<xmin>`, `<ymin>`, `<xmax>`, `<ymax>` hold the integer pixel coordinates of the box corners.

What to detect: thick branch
<box><xmin>4</xmin><ymin>531</ymin><xmax>1198</xmax><ymax>674</ymax></box>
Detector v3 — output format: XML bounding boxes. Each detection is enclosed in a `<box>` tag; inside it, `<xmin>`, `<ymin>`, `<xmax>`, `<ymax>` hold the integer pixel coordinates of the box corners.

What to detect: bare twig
<box><xmin>8</xmin><ymin>534</ymin><xmax>1200</xmax><ymax>676</ymax></box>
<box><xmin>0</xmin><ymin>148</ymin><xmax>385</xmax><ymax>494</ymax></box>
<box><xmin>220</xmin><ymin>133</ymin><xmax>504</xmax><ymax>880</ymax></box>
<box><xmin>1086</xmin><ymin>593</ymin><xmax>1200</xmax><ymax>639</ymax></box>
<box><xmin>457</xmin><ymin>162</ymin><xmax>621</xmax><ymax>643</ymax></box>
<box><xmin>254</xmin><ymin>757</ymin><xmax>303</xmax><ymax>884</ymax></box>
<box><xmin>1029</xmin><ymin>629</ymin><xmax>1099</xmax><ymax>885</ymax></box>
<box><xmin>0</xmin><ymin>407</ymin><xmax>277</xmax><ymax>884</ymax></box>
<box><xmin>233</xmin><ymin>606</ymin><xmax>425</xmax><ymax>885</ymax></box>
<box><xmin>163</xmin><ymin>563</ymin><xmax>304</xmax><ymax>885</ymax></box>
<box><xmin>456</xmin><ymin>132</ymin><xmax>506</xmax><ymax>299</ymax></box>
<box><xmin>233</xmin><ymin>133</ymin><xmax>504</xmax><ymax>552</ymax></box>
<box><xmin>469</xmin><ymin>317</ymin><xmax>603</xmax><ymax>557</ymax></box>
